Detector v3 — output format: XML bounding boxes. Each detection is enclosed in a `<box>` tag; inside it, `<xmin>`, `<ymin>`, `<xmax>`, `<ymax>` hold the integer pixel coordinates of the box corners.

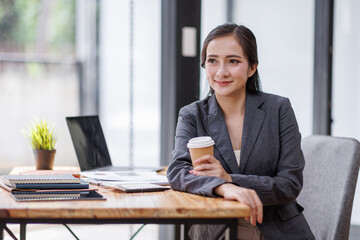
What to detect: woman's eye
<box><xmin>229</xmin><ymin>59</ymin><xmax>240</xmax><ymax>64</ymax></box>
<box><xmin>207</xmin><ymin>58</ymin><xmax>216</xmax><ymax>63</ymax></box>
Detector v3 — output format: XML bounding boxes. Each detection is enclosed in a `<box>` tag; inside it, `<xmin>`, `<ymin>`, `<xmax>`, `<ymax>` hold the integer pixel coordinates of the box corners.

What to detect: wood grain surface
<box><xmin>0</xmin><ymin>167</ymin><xmax>250</xmax><ymax>220</ymax></box>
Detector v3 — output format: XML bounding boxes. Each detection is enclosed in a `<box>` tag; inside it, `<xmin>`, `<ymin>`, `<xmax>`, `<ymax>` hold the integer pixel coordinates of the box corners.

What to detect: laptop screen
<box><xmin>66</xmin><ymin>116</ymin><xmax>112</xmax><ymax>171</ymax></box>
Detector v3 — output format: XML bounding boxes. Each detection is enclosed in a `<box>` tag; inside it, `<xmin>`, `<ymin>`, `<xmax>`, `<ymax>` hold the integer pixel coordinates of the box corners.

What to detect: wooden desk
<box><xmin>0</xmin><ymin>167</ymin><xmax>250</xmax><ymax>240</ymax></box>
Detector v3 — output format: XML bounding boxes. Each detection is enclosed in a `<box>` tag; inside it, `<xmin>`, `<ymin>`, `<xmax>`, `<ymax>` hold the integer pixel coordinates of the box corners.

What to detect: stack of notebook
<box><xmin>0</xmin><ymin>174</ymin><xmax>105</xmax><ymax>201</ymax></box>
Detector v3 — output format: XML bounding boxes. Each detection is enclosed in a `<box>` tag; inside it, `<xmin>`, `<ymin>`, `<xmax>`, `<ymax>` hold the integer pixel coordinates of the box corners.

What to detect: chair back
<box><xmin>297</xmin><ymin>135</ymin><xmax>360</xmax><ymax>240</ymax></box>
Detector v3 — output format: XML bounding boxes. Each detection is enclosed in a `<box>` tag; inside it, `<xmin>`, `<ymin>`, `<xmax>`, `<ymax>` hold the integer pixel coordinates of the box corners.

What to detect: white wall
<box><xmin>232</xmin><ymin>0</ymin><xmax>314</xmax><ymax>138</ymax></box>
<box><xmin>333</xmin><ymin>0</ymin><xmax>360</xmax><ymax>226</ymax></box>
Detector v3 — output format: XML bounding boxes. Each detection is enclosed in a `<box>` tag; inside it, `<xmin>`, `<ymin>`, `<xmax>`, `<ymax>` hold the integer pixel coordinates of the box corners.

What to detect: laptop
<box><xmin>66</xmin><ymin>115</ymin><xmax>161</xmax><ymax>173</ymax></box>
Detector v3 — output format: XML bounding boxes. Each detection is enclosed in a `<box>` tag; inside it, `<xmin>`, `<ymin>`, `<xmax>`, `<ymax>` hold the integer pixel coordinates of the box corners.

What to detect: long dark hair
<box><xmin>201</xmin><ymin>24</ymin><xmax>261</xmax><ymax>94</ymax></box>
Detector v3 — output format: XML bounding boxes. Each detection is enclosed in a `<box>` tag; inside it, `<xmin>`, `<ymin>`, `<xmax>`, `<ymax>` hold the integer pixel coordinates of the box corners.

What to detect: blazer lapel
<box><xmin>203</xmin><ymin>95</ymin><xmax>240</xmax><ymax>174</ymax></box>
<box><xmin>239</xmin><ymin>92</ymin><xmax>265</xmax><ymax>173</ymax></box>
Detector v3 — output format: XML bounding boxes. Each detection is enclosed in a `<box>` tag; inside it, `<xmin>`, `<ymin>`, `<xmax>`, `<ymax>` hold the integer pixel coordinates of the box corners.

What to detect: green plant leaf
<box><xmin>22</xmin><ymin>119</ymin><xmax>57</xmax><ymax>150</ymax></box>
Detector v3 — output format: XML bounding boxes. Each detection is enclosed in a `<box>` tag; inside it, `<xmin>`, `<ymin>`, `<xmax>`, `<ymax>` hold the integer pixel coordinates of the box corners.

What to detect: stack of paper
<box><xmin>80</xmin><ymin>171</ymin><xmax>169</xmax><ymax>185</ymax></box>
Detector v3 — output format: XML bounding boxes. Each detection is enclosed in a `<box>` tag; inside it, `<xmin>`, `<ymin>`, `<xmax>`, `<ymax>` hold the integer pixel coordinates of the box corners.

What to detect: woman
<box><xmin>167</xmin><ymin>24</ymin><xmax>315</xmax><ymax>240</ymax></box>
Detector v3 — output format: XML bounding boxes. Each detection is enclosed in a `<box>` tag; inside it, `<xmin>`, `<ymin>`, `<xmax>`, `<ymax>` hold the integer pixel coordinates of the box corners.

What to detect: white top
<box><xmin>234</xmin><ymin>150</ymin><xmax>241</xmax><ymax>166</ymax></box>
<box><xmin>187</xmin><ymin>136</ymin><xmax>215</xmax><ymax>148</ymax></box>
<box><xmin>233</xmin><ymin>150</ymin><xmax>262</xmax><ymax>239</ymax></box>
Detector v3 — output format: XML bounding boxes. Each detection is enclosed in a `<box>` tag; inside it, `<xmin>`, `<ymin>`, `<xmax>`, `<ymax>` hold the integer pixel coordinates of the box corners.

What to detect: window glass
<box><xmin>332</xmin><ymin>0</ymin><xmax>360</xmax><ymax>225</ymax></box>
<box><xmin>0</xmin><ymin>0</ymin><xmax>75</xmax><ymax>55</ymax></box>
<box><xmin>99</xmin><ymin>0</ymin><xmax>161</xmax><ymax>169</ymax></box>
<box><xmin>0</xmin><ymin>0</ymin><xmax>78</xmax><ymax>173</ymax></box>
<box><xmin>200</xmin><ymin>0</ymin><xmax>227</xmax><ymax>98</ymax></box>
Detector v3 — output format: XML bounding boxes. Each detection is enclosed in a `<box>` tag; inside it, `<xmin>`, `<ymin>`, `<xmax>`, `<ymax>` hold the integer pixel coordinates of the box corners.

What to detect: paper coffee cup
<box><xmin>187</xmin><ymin>136</ymin><xmax>215</xmax><ymax>167</ymax></box>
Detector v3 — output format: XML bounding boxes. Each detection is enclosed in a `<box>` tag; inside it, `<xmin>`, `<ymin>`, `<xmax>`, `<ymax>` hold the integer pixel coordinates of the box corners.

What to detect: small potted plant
<box><xmin>23</xmin><ymin>120</ymin><xmax>57</xmax><ymax>170</ymax></box>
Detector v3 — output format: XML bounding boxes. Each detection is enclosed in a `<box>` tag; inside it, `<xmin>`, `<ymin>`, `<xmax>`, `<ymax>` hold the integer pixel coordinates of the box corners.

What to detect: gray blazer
<box><xmin>167</xmin><ymin>91</ymin><xmax>315</xmax><ymax>240</ymax></box>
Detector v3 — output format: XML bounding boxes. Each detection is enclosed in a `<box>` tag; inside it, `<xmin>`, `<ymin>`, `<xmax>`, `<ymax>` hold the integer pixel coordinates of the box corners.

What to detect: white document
<box><xmin>81</xmin><ymin>171</ymin><xmax>168</xmax><ymax>185</ymax></box>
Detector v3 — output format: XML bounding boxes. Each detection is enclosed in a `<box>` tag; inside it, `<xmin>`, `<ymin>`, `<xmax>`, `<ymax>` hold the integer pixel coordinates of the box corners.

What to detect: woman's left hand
<box><xmin>189</xmin><ymin>154</ymin><xmax>232</xmax><ymax>182</ymax></box>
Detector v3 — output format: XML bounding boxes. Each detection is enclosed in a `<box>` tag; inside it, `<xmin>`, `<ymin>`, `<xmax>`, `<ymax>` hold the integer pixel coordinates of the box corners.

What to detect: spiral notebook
<box><xmin>2</xmin><ymin>174</ymin><xmax>80</xmax><ymax>184</ymax></box>
<box><xmin>10</xmin><ymin>190</ymin><xmax>105</xmax><ymax>202</ymax></box>
<box><xmin>1</xmin><ymin>174</ymin><xmax>86</xmax><ymax>189</ymax></box>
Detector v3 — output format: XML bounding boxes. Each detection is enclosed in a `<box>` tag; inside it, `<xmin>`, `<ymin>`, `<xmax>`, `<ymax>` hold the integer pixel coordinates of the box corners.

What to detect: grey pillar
<box><xmin>313</xmin><ymin>0</ymin><xmax>334</xmax><ymax>135</ymax></box>
<box><xmin>160</xmin><ymin>1</ymin><xmax>201</xmax><ymax>239</ymax></box>
<box><xmin>160</xmin><ymin>0</ymin><xmax>201</xmax><ymax>166</ymax></box>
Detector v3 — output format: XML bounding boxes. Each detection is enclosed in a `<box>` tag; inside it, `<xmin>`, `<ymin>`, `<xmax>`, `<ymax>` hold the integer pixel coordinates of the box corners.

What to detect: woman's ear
<box><xmin>248</xmin><ymin>64</ymin><xmax>258</xmax><ymax>77</ymax></box>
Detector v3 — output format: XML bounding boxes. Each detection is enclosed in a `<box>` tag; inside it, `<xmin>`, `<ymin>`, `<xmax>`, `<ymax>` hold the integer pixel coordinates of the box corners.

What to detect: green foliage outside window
<box><xmin>0</xmin><ymin>0</ymin><xmax>76</xmax><ymax>54</ymax></box>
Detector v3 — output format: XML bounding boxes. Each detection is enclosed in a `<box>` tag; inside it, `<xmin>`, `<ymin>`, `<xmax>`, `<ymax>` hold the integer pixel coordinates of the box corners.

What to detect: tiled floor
<box><xmin>3</xmin><ymin>224</ymin><xmax>360</xmax><ymax>239</ymax></box>
<box><xmin>3</xmin><ymin>224</ymin><xmax>159</xmax><ymax>240</ymax></box>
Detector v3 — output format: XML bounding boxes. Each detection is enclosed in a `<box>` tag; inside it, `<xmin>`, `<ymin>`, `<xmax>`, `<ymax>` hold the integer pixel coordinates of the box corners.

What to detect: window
<box><xmin>332</xmin><ymin>0</ymin><xmax>360</xmax><ymax>225</ymax></box>
<box><xmin>0</xmin><ymin>0</ymin><xmax>78</xmax><ymax>172</ymax></box>
<box><xmin>99</xmin><ymin>0</ymin><xmax>161</xmax><ymax>169</ymax></box>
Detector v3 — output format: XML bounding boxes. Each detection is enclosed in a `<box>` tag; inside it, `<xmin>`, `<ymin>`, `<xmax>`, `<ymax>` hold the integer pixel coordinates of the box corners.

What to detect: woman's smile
<box><xmin>214</xmin><ymin>80</ymin><xmax>233</xmax><ymax>87</ymax></box>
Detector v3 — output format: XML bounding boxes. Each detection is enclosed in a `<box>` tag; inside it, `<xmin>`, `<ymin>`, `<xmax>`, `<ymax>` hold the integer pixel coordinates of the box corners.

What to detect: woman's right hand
<box><xmin>214</xmin><ymin>183</ymin><xmax>263</xmax><ymax>226</ymax></box>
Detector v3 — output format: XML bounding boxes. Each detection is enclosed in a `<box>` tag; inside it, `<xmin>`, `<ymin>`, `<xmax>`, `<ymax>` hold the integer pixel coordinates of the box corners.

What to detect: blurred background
<box><xmin>0</xmin><ymin>0</ymin><xmax>359</xmax><ymax>239</ymax></box>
